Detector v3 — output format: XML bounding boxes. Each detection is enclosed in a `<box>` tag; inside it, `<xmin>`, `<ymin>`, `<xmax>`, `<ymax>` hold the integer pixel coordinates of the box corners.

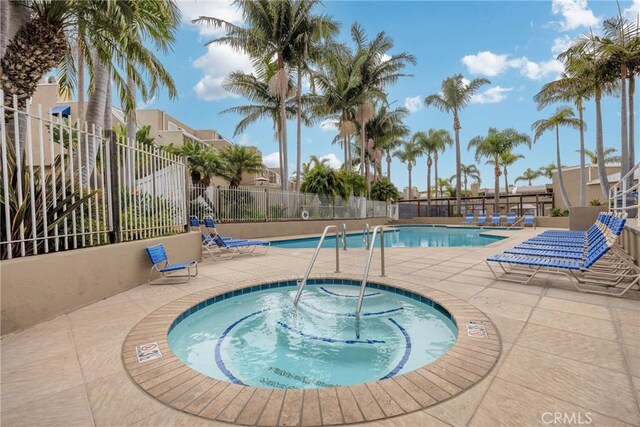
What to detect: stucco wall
<box><xmin>216</xmin><ymin>218</ymin><xmax>390</xmax><ymax>240</ymax></box>
<box><xmin>1</xmin><ymin>232</ymin><xmax>202</xmax><ymax>335</ymax></box>
<box><xmin>392</xmin><ymin>216</ymin><xmax>570</xmax><ymax>228</ymax></box>
<box><xmin>620</xmin><ymin>225</ymin><xmax>640</xmax><ymax>267</ymax></box>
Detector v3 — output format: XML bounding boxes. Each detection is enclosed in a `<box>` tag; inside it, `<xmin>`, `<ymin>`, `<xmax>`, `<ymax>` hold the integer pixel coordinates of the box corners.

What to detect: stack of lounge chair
<box><xmin>190</xmin><ymin>217</ymin><xmax>270</xmax><ymax>260</ymax></box>
<box><xmin>486</xmin><ymin>212</ymin><xmax>640</xmax><ymax>297</ymax></box>
<box><xmin>462</xmin><ymin>212</ymin><xmax>526</xmax><ymax>227</ymax></box>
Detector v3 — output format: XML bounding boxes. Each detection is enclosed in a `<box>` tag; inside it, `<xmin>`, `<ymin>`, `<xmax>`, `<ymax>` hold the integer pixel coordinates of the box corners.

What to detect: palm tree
<box><xmin>166</xmin><ymin>141</ymin><xmax>225</xmax><ymax>186</ymax></box>
<box><xmin>584</xmin><ymin>148</ymin><xmax>621</xmax><ymax>165</ymax></box>
<box><xmin>436</xmin><ymin>177</ymin><xmax>453</xmax><ymax>197</ymax></box>
<box><xmin>468</xmin><ymin>127</ymin><xmax>531</xmax><ymax>212</ymax></box>
<box><xmin>196</xmin><ymin>0</ymin><xmax>321</xmax><ymax>190</ymax></box>
<box><xmin>300</xmin><ymin>161</ymin><xmax>346</xmax><ymax>200</ymax></box>
<box><xmin>218</xmin><ymin>145</ymin><xmax>264</xmax><ymax>188</ymax></box>
<box><xmin>459</xmin><ymin>163</ymin><xmax>481</xmax><ymax>193</ymax></box>
<box><xmin>532</xmin><ymin>106</ymin><xmax>583</xmax><ymax>209</ymax></box>
<box><xmin>411</xmin><ymin>129</ymin><xmax>451</xmax><ymax>212</ymax></box>
<box><xmin>365</xmin><ymin>104</ymin><xmax>409</xmax><ymax>182</ymax></box>
<box><xmin>539</xmin><ymin>163</ymin><xmax>557</xmax><ymax>180</ymax></box>
<box><xmin>394</xmin><ymin>141</ymin><xmax>421</xmax><ymax>200</ymax></box>
<box><xmin>493</xmin><ymin>151</ymin><xmax>524</xmax><ymax>194</ymax></box>
<box><xmin>560</xmin><ymin>35</ymin><xmax>618</xmax><ymax>198</ymax></box>
<box><xmin>290</xmin><ymin>10</ymin><xmax>339</xmax><ymax>192</ymax></box>
<box><xmin>221</xmin><ymin>61</ymin><xmax>303</xmax><ymax>184</ymax></box>
<box><xmin>515</xmin><ymin>168</ymin><xmax>543</xmax><ymax>186</ymax></box>
<box><xmin>425</xmin><ymin>74</ymin><xmax>490</xmax><ymax>215</ymax></box>
<box><xmin>534</xmin><ymin>73</ymin><xmax>591</xmax><ymax>206</ymax></box>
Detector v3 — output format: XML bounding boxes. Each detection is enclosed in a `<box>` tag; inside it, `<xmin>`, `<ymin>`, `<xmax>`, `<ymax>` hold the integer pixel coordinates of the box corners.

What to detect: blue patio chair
<box><xmin>210</xmin><ymin>234</ymin><xmax>270</xmax><ymax>256</ymax></box>
<box><xmin>523</xmin><ymin>213</ymin><xmax>535</xmax><ymax>228</ymax></box>
<box><xmin>145</xmin><ymin>244</ymin><xmax>198</xmax><ymax>285</ymax></box>
<box><xmin>203</xmin><ymin>218</ymin><xmax>238</xmax><ymax>241</ymax></box>
<box><xmin>490</xmin><ymin>213</ymin><xmax>501</xmax><ymax>226</ymax></box>
<box><xmin>505</xmin><ymin>213</ymin><xmax>517</xmax><ymax>226</ymax></box>
<box><xmin>463</xmin><ymin>213</ymin><xmax>474</xmax><ymax>225</ymax></box>
<box><xmin>476</xmin><ymin>214</ymin><xmax>487</xmax><ymax>226</ymax></box>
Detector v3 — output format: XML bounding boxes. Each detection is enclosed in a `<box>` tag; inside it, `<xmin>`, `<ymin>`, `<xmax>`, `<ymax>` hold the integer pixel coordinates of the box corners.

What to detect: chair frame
<box><xmin>146</xmin><ymin>244</ymin><xmax>198</xmax><ymax>285</ymax></box>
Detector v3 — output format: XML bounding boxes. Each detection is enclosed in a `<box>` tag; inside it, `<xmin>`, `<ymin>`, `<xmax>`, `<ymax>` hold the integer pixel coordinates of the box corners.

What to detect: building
<box><xmin>550</xmin><ymin>164</ymin><xmax>630</xmax><ymax>209</ymax></box>
<box><xmin>29</xmin><ymin>78</ymin><xmax>281</xmax><ymax>188</ymax></box>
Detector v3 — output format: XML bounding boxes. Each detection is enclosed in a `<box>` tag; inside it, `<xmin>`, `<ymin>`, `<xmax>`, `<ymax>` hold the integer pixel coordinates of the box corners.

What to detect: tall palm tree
<box><xmin>532</xmin><ymin>106</ymin><xmax>583</xmax><ymax>209</ymax></box>
<box><xmin>196</xmin><ymin>0</ymin><xmax>320</xmax><ymax>190</ymax></box>
<box><xmin>515</xmin><ymin>168</ymin><xmax>543</xmax><ymax>186</ymax></box>
<box><xmin>468</xmin><ymin>127</ymin><xmax>531</xmax><ymax>212</ymax></box>
<box><xmin>412</xmin><ymin>129</ymin><xmax>452</xmax><ymax>211</ymax></box>
<box><xmin>290</xmin><ymin>9</ymin><xmax>339</xmax><ymax>192</ymax></box>
<box><xmin>218</xmin><ymin>145</ymin><xmax>264</xmax><ymax>188</ymax></box>
<box><xmin>583</xmin><ymin>148</ymin><xmax>621</xmax><ymax>165</ymax></box>
<box><xmin>459</xmin><ymin>163</ymin><xmax>481</xmax><ymax>193</ymax></box>
<box><xmin>394</xmin><ymin>141</ymin><xmax>421</xmax><ymax>199</ymax></box>
<box><xmin>436</xmin><ymin>177</ymin><xmax>453</xmax><ymax>197</ymax></box>
<box><xmin>489</xmin><ymin>151</ymin><xmax>524</xmax><ymax>194</ymax></box>
<box><xmin>425</xmin><ymin>74</ymin><xmax>490</xmax><ymax>215</ymax></box>
<box><xmin>365</xmin><ymin>104</ymin><xmax>409</xmax><ymax>182</ymax></box>
<box><xmin>560</xmin><ymin>36</ymin><xmax>618</xmax><ymax>198</ymax></box>
<box><xmin>535</xmin><ymin>73</ymin><xmax>591</xmax><ymax>206</ymax></box>
<box><xmin>349</xmin><ymin>23</ymin><xmax>416</xmax><ymax>179</ymax></box>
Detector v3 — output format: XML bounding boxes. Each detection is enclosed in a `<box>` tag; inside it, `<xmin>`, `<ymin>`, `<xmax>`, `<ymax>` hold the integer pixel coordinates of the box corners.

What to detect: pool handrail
<box><xmin>293</xmin><ymin>225</ymin><xmax>341</xmax><ymax>306</ymax></box>
<box><xmin>356</xmin><ymin>225</ymin><xmax>386</xmax><ymax>316</ymax></box>
<box><xmin>341</xmin><ymin>223</ymin><xmax>347</xmax><ymax>251</ymax></box>
<box><xmin>363</xmin><ymin>223</ymin><xmax>371</xmax><ymax>249</ymax></box>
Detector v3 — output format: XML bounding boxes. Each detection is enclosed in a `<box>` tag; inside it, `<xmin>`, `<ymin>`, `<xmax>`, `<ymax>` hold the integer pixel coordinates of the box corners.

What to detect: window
<box><xmin>167</xmin><ymin>121</ymin><xmax>178</xmax><ymax>131</ymax></box>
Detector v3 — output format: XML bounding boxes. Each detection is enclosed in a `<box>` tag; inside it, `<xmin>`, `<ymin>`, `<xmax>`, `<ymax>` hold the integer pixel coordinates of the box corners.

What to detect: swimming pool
<box><xmin>168</xmin><ymin>279</ymin><xmax>457</xmax><ymax>389</ymax></box>
<box><xmin>271</xmin><ymin>225</ymin><xmax>505</xmax><ymax>249</ymax></box>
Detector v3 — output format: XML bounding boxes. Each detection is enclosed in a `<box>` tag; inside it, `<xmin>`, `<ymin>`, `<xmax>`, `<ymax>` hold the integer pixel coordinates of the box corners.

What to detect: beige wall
<box><xmin>1</xmin><ymin>232</ymin><xmax>202</xmax><ymax>335</ymax></box>
<box><xmin>620</xmin><ymin>225</ymin><xmax>640</xmax><ymax>267</ymax></box>
<box><xmin>394</xmin><ymin>216</ymin><xmax>570</xmax><ymax>228</ymax></box>
<box><xmin>216</xmin><ymin>218</ymin><xmax>390</xmax><ymax>240</ymax></box>
<box><xmin>552</xmin><ymin>165</ymin><xmax>620</xmax><ymax>210</ymax></box>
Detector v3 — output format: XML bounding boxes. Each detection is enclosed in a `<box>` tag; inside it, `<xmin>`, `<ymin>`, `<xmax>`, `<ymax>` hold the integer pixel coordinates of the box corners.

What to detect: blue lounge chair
<box><xmin>505</xmin><ymin>213</ymin><xmax>517</xmax><ymax>226</ymax></box>
<box><xmin>463</xmin><ymin>213</ymin><xmax>475</xmax><ymax>225</ymax></box>
<box><xmin>210</xmin><ymin>234</ymin><xmax>270</xmax><ymax>256</ymax></box>
<box><xmin>203</xmin><ymin>218</ymin><xmax>237</xmax><ymax>241</ymax></box>
<box><xmin>490</xmin><ymin>213</ymin><xmax>501</xmax><ymax>226</ymax></box>
<box><xmin>476</xmin><ymin>214</ymin><xmax>487</xmax><ymax>226</ymax></box>
<box><xmin>523</xmin><ymin>213</ymin><xmax>535</xmax><ymax>228</ymax></box>
<box><xmin>145</xmin><ymin>244</ymin><xmax>198</xmax><ymax>285</ymax></box>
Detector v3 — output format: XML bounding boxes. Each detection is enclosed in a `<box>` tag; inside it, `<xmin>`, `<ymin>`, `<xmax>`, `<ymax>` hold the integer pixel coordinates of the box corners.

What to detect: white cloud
<box><xmin>137</xmin><ymin>95</ymin><xmax>156</xmax><ymax>109</ymax></box>
<box><xmin>192</xmin><ymin>44</ymin><xmax>253</xmax><ymax>101</ymax></box>
<box><xmin>380</xmin><ymin>53</ymin><xmax>391</xmax><ymax>62</ymax></box>
<box><xmin>551</xmin><ymin>0</ymin><xmax>599</xmax><ymax>31</ymax></box>
<box><xmin>470</xmin><ymin>86</ymin><xmax>513</xmax><ymax>104</ymax></box>
<box><xmin>319</xmin><ymin>153</ymin><xmax>342</xmax><ymax>169</ymax></box>
<box><xmin>551</xmin><ymin>35</ymin><xmax>573</xmax><ymax>55</ymax></box>
<box><xmin>179</xmin><ymin>0</ymin><xmax>243</xmax><ymax>37</ymax></box>
<box><xmin>263</xmin><ymin>152</ymin><xmax>280</xmax><ymax>168</ymax></box>
<box><xmin>320</xmin><ymin>119</ymin><xmax>338</xmax><ymax>132</ymax></box>
<box><xmin>462</xmin><ymin>50</ymin><xmax>564</xmax><ymax>80</ymax></box>
<box><xmin>624</xmin><ymin>0</ymin><xmax>640</xmax><ymax>18</ymax></box>
<box><xmin>404</xmin><ymin>96</ymin><xmax>423</xmax><ymax>114</ymax></box>
<box><xmin>462</xmin><ymin>51</ymin><xmax>509</xmax><ymax>76</ymax></box>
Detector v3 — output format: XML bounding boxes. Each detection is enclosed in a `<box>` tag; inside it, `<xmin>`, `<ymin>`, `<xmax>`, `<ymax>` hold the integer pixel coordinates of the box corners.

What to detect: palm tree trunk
<box><xmin>578</xmin><ymin>99</ymin><xmax>586</xmax><ymax>207</ymax></box>
<box><xmin>493</xmin><ymin>158</ymin><xmax>500</xmax><ymax>213</ymax></box>
<box><xmin>453</xmin><ymin>112</ymin><xmax>462</xmax><ymax>215</ymax></box>
<box><xmin>555</xmin><ymin>125</ymin><xmax>571</xmax><ymax>209</ymax></box>
<box><xmin>407</xmin><ymin>164</ymin><xmax>412</xmax><ymax>200</ymax></box>
<box><xmin>628</xmin><ymin>74</ymin><xmax>635</xmax><ymax>171</ymax></box>
<box><xmin>619</xmin><ymin>63</ymin><xmax>629</xmax><ymax>203</ymax></box>
<box><xmin>277</xmin><ymin>53</ymin><xmax>288</xmax><ymax>191</ymax></box>
<box><xmin>594</xmin><ymin>86</ymin><xmax>609</xmax><ymax>198</ymax></box>
<box><xmin>295</xmin><ymin>64</ymin><xmax>303</xmax><ymax>192</ymax></box>
<box><xmin>126</xmin><ymin>68</ymin><xmax>137</xmax><ymax>188</ymax></box>
<box><xmin>434</xmin><ymin>152</ymin><xmax>439</xmax><ymax>198</ymax></box>
<box><xmin>343</xmin><ymin>135</ymin><xmax>348</xmax><ymax>170</ymax></box>
<box><xmin>503</xmin><ymin>166</ymin><xmax>508</xmax><ymax>196</ymax></box>
<box><xmin>84</xmin><ymin>59</ymin><xmax>108</xmax><ymax>185</ymax></box>
<box><xmin>386</xmin><ymin>152</ymin><xmax>391</xmax><ymax>180</ymax></box>
<box><xmin>360</xmin><ymin>123</ymin><xmax>366</xmax><ymax>176</ymax></box>
<box><xmin>77</xmin><ymin>41</ymin><xmax>85</xmax><ymax>123</ymax></box>
<box><xmin>427</xmin><ymin>157</ymin><xmax>432</xmax><ymax>215</ymax></box>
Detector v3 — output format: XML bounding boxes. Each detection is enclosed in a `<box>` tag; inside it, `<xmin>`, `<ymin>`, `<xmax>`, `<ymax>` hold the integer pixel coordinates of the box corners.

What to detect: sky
<box><xmin>141</xmin><ymin>0</ymin><xmax>640</xmax><ymax>192</ymax></box>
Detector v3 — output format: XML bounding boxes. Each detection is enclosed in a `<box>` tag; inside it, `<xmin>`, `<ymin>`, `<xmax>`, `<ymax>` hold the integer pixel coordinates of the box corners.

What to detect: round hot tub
<box><xmin>167</xmin><ymin>279</ymin><xmax>457</xmax><ymax>389</ymax></box>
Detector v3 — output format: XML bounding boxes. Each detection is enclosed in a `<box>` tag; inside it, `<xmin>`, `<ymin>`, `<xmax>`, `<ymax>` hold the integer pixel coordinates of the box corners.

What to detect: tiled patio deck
<box><xmin>1</xmin><ymin>227</ymin><xmax>639</xmax><ymax>426</ymax></box>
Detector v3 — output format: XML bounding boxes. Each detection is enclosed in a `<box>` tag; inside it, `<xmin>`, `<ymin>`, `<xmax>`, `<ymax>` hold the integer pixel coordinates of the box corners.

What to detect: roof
<box><xmin>50</xmin><ymin>106</ymin><xmax>70</xmax><ymax>117</ymax></box>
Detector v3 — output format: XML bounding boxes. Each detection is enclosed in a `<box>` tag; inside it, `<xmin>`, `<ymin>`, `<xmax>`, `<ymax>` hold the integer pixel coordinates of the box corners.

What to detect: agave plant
<box><xmin>0</xmin><ymin>136</ymin><xmax>98</xmax><ymax>259</ymax></box>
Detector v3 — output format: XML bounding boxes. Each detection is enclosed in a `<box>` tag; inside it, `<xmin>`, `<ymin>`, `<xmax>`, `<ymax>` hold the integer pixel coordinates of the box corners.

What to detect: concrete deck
<box><xmin>1</xmin><ymin>227</ymin><xmax>639</xmax><ymax>426</ymax></box>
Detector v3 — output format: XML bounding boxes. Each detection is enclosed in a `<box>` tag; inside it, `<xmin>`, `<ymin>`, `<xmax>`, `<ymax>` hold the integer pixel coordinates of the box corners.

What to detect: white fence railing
<box><xmin>1</xmin><ymin>94</ymin><xmax>187</xmax><ymax>259</ymax></box>
<box><xmin>189</xmin><ymin>185</ymin><xmax>391</xmax><ymax>222</ymax></box>
<box><xmin>609</xmin><ymin>162</ymin><xmax>640</xmax><ymax>226</ymax></box>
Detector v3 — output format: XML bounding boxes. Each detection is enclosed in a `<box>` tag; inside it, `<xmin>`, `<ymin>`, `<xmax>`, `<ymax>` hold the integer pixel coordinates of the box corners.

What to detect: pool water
<box><xmin>168</xmin><ymin>282</ymin><xmax>457</xmax><ymax>389</ymax></box>
<box><xmin>271</xmin><ymin>225</ymin><xmax>505</xmax><ymax>249</ymax></box>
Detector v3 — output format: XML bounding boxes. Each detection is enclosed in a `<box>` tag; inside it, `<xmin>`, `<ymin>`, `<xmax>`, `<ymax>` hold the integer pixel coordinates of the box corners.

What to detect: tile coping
<box><xmin>122</xmin><ymin>274</ymin><xmax>503</xmax><ymax>426</ymax></box>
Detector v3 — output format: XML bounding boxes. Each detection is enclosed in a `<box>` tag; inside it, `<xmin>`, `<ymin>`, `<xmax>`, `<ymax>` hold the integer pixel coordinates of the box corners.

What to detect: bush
<box><xmin>550</xmin><ymin>208</ymin><xmax>569</xmax><ymax>217</ymax></box>
<box><xmin>589</xmin><ymin>199</ymin><xmax>602</xmax><ymax>206</ymax></box>
<box><xmin>370</xmin><ymin>178</ymin><xmax>400</xmax><ymax>202</ymax></box>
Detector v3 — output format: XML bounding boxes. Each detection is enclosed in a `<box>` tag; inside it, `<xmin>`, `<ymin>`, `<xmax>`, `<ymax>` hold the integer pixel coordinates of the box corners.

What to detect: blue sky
<box><xmin>143</xmin><ymin>0</ymin><xmax>639</xmax><ymax>191</ymax></box>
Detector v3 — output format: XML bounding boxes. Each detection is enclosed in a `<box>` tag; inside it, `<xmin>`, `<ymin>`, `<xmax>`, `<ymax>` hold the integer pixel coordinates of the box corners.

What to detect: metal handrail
<box><xmin>293</xmin><ymin>225</ymin><xmax>340</xmax><ymax>306</ymax></box>
<box><xmin>609</xmin><ymin>162</ymin><xmax>640</xmax><ymax>226</ymax></box>
<box><xmin>341</xmin><ymin>223</ymin><xmax>347</xmax><ymax>250</ymax></box>
<box><xmin>356</xmin><ymin>225</ymin><xmax>385</xmax><ymax>315</ymax></box>
<box><xmin>362</xmin><ymin>223</ymin><xmax>370</xmax><ymax>249</ymax></box>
